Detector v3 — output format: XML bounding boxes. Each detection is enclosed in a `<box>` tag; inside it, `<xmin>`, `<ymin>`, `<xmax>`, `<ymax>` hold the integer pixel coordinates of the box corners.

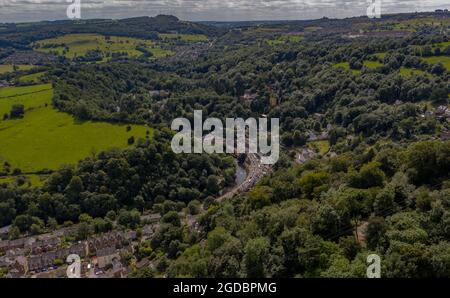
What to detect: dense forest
<box><xmin>168</xmin><ymin>140</ymin><xmax>450</xmax><ymax>278</ymax></box>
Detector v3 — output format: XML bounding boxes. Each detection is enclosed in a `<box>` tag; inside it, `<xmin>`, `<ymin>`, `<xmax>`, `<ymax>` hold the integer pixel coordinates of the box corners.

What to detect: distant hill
<box><xmin>201</xmin><ymin>11</ymin><xmax>449</xmax><ymax>30</ymax></box>
<box><xmin>0</xmin><ymin>15</ymin><xmax>223</xmax><ymax>47</ymax></box>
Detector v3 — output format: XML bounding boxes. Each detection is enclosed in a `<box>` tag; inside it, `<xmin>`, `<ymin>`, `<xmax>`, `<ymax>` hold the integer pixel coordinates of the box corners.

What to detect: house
<box><xmin>440</xmin><ymin>131</ymin><xmax>450</xmax><ymax>141</ymax></box>
<box><xmin>435</xmin><ymin>106</ymin><xmax>450</xmax><ymax>119</ymax></box>
<box><xmin>0</xmin><ymin>240</ymin><xmax>10</xmax><ymax>253</ymax></box>
<box><xmin>0</xmin><ymin>256</ymin><xmax>13</xmax><ymax>268</ymax></box>
<box><xmin>30</xmin><ymin>238</ymin><xmax>61</xmax><ymax>254</ymax></box>
<box><xmin>96</xmin><ymin>247</ymin><xmax>120</xmax><ymax>269</ymax></box>
<box><xmin>141</xmin><ymin>213</ymin><xmax>161</xmax><ymax>223</ymax></box>
<box><xmin>240</xmin><ymin>91</ymin><xmax>258</xmax><ymax>102</ymax></box>
<box><xmin>0</xmin><ymin>81</ymin><xmax>9</xmax><ymax>88</ymax></box>
<box><xmin>307</xmin><ymin>131</ymin><xmax>329</xmax><ymax>142</ymax></box>
<box><xmin>27</xmin><ymin>242</ymin><xmax>86</xmax><ymax>272</ymax></box>
<box><xmin>124</xmin><ymin>231</ymin><xmax>137</xmax><ymax>241</ymax></box>
<box><xmin>308</xmin><ymin>132</ymin><xmax>318</xmax><ymax>142</ymax></box>
<box><xmin>142</xmin><ymin>225</ymin><xmax>157</xmax><ymax>239</ymax></box>
<box><xmin>68</xmin><ymin>242</ymin><xmax>86</xmax><ymax>258</ymax></box>
<box><xmin>436</xmin><ymin>105</ymin><xmax>447</xmax><ymax>114</ymax></box>
<box><xmin>148</xmin><ymin>90</ymin><xmax>160</xmax><ymax>96</ymax></box>
<box><xmin>6</xmin><ymin>248</ymin><xmax>26</xmax><ymax>258</ymax></box>
<box><xmin>297</xmin><ymin>148</ymin><xmax>317</xmax><ymax>164</ymax></box>
<box><xmin>8</xmin><ymin>238</ymin><xmax>26</xmax><ymax>250</ymax></box>
<box><xmin>148</xmin><ymin>90</ymin><xmax>169</xmax><ymax>98</ymax></box>
<box><xmin>28</xmin><ymin>255</ymin><xmax>44</xmax><ymax>272</ymax></box>
<box><xmin>5</xmin><ymin>269</ymin><xmax>21</xmax><ymax>278</ymax></box>
<box><xmin>0</xmin><ymin>225</ymin><xmax>10</xmax><ymax>240</ymax></box>
<box><xmin>87</xmin><ymin>231</ymin><xmax>124</xmax><ymax>254</ymax></box>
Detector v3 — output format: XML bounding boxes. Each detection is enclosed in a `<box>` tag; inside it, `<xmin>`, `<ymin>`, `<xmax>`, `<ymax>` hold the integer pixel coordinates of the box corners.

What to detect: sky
<box><xmin>0</xmin><ymin>0</ymin><xmax>448</xmax><ymax>23</ymax></box>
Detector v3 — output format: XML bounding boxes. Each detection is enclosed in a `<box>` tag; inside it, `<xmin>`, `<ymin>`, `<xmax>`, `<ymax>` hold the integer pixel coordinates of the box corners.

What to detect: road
<box><xmin>216</xmin><ymin>153</ymin><xmax>271</xmax><ymax>202</ymax></box>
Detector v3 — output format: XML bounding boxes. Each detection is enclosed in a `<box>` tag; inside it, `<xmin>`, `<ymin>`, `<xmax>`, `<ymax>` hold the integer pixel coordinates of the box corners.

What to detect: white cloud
<box><xmin>0</xmin><ymin>0</ymin><xmax>448</xmax><ymax>22</ymax></box>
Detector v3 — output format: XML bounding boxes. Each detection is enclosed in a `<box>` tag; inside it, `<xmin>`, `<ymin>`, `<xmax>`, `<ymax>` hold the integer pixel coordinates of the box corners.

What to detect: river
<box><xmin>235</xmin><ymin>161</ymin><xmax>247</xmax><ymax>185</ymax></box>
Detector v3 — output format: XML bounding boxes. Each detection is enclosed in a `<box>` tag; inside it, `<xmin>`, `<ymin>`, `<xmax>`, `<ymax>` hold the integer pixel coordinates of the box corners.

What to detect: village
<box><xmin>0</xmin><ymin>213</ymin><xmax>161</xmax><ymax>278</ymax></box>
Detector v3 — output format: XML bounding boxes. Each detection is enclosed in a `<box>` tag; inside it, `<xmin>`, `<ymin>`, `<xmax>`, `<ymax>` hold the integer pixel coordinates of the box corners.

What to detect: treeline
<box><xmin>0</xmin><ymin>15</ymin><xmax>222</xmax><ymax>48</ymax></box>
<box><xmin>51</xmin><ymin>61</ymin><xmax>253</xmax><ymax>124</ymax></box>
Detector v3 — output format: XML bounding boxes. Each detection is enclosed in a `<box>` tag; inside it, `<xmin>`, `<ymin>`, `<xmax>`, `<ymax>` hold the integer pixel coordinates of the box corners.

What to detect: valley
<box><xmin>0</xmin><ymin>11</ymin><xmax>449</xmax><ymax>279</ymax></box>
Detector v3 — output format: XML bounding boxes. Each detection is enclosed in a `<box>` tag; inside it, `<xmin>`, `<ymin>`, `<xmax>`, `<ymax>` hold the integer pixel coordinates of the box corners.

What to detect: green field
<box><xmin>304</xmin><ymin>26</ymin><xmax>322</xmax><ymax>32</ymax></box>
<box><xmin>374</xmin><ymin>52</ymin><xmax>387</xmax><ymax>59</ymax></box>
<box><xmin>18</xmin><ymin>71</ymin><xmax>46</xmax><ymax>83</ymax></box>
<box><xmin>422</xmin><ymin>56</ymin><xmax>450</xmax><ymax>71</ymax></box>
<box><xmin>434</xmin><ymin>41</ymin><xmax>450</xmax><ymax>49</ymax></box>
<box><xmin>159</xmin><ymin>33</ymin><xmax>208</xmax><ymax>42</ymax></box>
<box><xmin>363</xmin><ymin>60</ymin><xmax>383</xmax><ymax>69</ymax></box>
<box><xmin>360</xmin><ymin>18</ymin><xmax>450</xmax><ymax>33</ymax></box>
<box><xmin>0</xmin><ymin>84</ymin><xmax>52</xmax><ymax>116</ymax></box>
<box><xmin>0</xmin><ymin>64</ymin><xmax>34</xmax><ymax>74</ymax></box>
<box><xmin>266</xmin><ymin>35</ymin><xmax>303</xmax><ymax>45</ymax></box>
<box><xmin>34</xmin><ymin>33</ymin><xmax>173</xmax><ymax>60</ymax></box>
<box><xmin>0</xmin><ymin>84</ymin><xmax>152</xmax><ymax>173</ymax></box>
<box><xmin>308</xmin><ymin>140</ymin><xmax>330</xmax><ymax>155</ymax></box>
<box><xmin>0</xmin><ymin>174</ymin><xmax>46</xmax><ymax>187</ymax></box>
<box><xmin>399</xmin><ymin>67</ymin><xmax>430</xmax><ymax>78</ymax></box>
<box><xmin>332</xmin><ymin>62</ymin><xmax>361</xmax><ymax>75</ymax></box>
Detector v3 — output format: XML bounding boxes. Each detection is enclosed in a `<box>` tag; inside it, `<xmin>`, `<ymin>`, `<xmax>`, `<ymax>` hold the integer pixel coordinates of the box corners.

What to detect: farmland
<box><xmin>374</xmin><ymin>52</ymin><xmax>387</xmax><ymax>59</ymax></box>
<box><xmin>0</xmin><ymin>84</ymin><xmax>152</xmax><ymax>173</ymax></box>
<box><xmin>159</xmin><ymin>33</ymin><xmax>208</xmax><ymax>42</ymax></box>
<box><xmin>266</xmin><ymin>34</ymin><xmax>303</xmax><ymax>45</ymax></box>
<box><xmin>0</xmin><ymin>84</ymin><xmax>52</xmax><ymax>117</ymax></box>
<box><xmin>332</xmin><ymin>62</ymin><xmax>361</xmax><ymax>75</ymax></box>
<box><xmin>33</xmin><ymin>33</ymin><xmax>174</xmax><ymax>60</ymax></box>
<box><xmin>363</xmin><ymin>60</ymin><xmax>383</xmax><ymax>69</ymax></box>
<box><xmin>0</xmin><ymin>174</ymin><xmax>45</xmax><ymax>187</ymax></box>
<box><xmin>18</xmin><ymin>71</ymin><xmax>46</xmax><ymax>83</ymax></box>
<box><xmin>422</xmin><ymin>56</ymin><xmax>450</xmax><ymax>70</ymax></box>
<box><xmin>0</xmin><ymin>64</ymin><xmax>34</xmax><ymax>74</ymax></box>
<box><xmin>399</xmin><ymin>67</ymin><xmax>431</xmax><ymax>77</ymax></box>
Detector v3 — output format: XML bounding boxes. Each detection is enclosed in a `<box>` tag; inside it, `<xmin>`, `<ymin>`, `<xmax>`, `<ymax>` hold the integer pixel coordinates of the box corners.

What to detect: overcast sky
<box><xmin>0</xmin><ymin>0</ymin><xmax>448</xmax><ymax>23</ymax></box>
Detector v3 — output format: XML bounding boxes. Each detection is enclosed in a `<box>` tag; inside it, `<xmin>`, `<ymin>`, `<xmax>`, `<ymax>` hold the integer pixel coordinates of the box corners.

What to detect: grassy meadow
<box><xmin>0</xmin><ymin>84</ymin><xmax>52</xmax><ymax>117</ymax></box>
<box><xmin>0</xmin><ymin>64</ymin><xmax>34</xmax><ymax>74</ymax></box>
<box><xmin>266</xmin><ymin>34</ymin><xmax>303</xmax><ymax>45</ymax></box>
<box><xmin>308</xmin><ymin>140</ymin><xmax>330</xmax><ymax>156</ymax></box>
<box><xmin>33</xmin><ymin>33</ymin><xmax>173</xmax><ymax>60</ymax></box>
<box><xmin>421</xmin><ymin>56</ymin><xmax>450</xmax><ymax>71</ymax></box>
<box><xmin>0</xmin><ymin>84</ymin><xmax>152</xmax><ymax>173</ymax></box>
<box><xmin>399</xmin><ymin>67</ymin><xmax>431</xmax><ymax>78</ymax></box>
<box><xmin>18</xmin><ymin>71</ymin><xmax>46</xmax><ymax>83</ymax></box>
<box><xmin>0</xmin><ymin>174</ymin><xmax>46</xmax><ymax>187</ymax></box>
<box><xmin>363</xmin><ymin>60</ymin><xmax>383</xmax><ymax>69</ymax></box>
<box><xmin>159</xmin><ymin>33</ymin><xmax>208</xmax><ymax>42</ymax></box>
<box><xmin>332</xmin><ymin>62</ymin><xmax>361</xmax><ymax>75</ymax></box>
